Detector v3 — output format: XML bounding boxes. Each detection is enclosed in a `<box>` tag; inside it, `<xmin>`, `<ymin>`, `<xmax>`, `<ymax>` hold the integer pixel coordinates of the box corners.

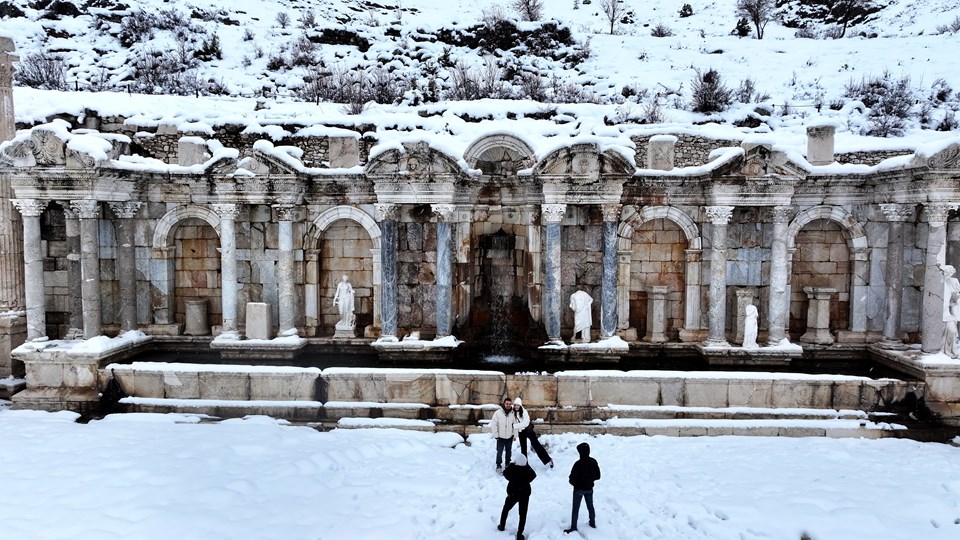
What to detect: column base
<box><xmin>702</xmin><ymin>339</ymin><xmax>730</xmax><ymax>348</ymax></box>
<box><xmin>679</xmin><ymin>328</ymin><xmax>706</xmax><ymax>343</ymax></box>
<box><xmin>140</xmin><ymin>323</ymin><xmax>184</xmax><ymax>336</ymax></box>
<box><xmin>799</xmin><ymin>330</ymin><xmax>835</xmax><ymax>346</ymax></box>
<box><xmin>617</xmin><ymin>328</ymin><xmax>638</xmax><ymax>341</ymax></box>
<box><xmin>0</xmin><ymin>314</ymin><xmax>27</xmax><ymax>378</ymax></box>
<box><xmin>877</xmin><ymin>338</ymin><xmax>908</xmax><ymax>350</ymax></box>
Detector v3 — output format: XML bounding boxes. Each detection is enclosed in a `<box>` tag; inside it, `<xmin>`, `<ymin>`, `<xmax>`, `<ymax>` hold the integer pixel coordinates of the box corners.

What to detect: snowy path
<box><xmin>1</xmin><ymin>408</ymin><xmax>959</xmax><ymax>539</ymax></box>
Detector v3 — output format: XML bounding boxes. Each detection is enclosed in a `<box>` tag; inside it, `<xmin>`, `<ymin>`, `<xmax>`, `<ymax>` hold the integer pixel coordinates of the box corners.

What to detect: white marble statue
<box><xmin>569</xmin><ymin>290</ymin><xmax>593</xmax><ymax>343</ymax></box>
<box><xmin>941</xmin><ymin>265</ymin><xmax>960</xmax><ymax>358</ymax></box>
<box><xmin>333</xmin><ymin>275</ymin><xmax>356</xmax><ymax>329</ymax></box>
<box><xmin>742</xmin><ymin>304</ymin><xmax>759</xmax><ymax>349</ymax></box>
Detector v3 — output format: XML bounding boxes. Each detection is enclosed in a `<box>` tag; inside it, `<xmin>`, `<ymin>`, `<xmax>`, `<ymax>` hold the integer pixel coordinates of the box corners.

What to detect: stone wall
<box><xmin>173</xmin><ymin>219</ymin><xmax>222</xmax><ymax>327</ymax></box>
<box><xmin>629</xmin><ymin>218</ymin><xmax>686</xmax><ymax>339</ymax></box>
<box><xmin>835</xmin><ymin>150</ymin><xmax>913</xmax><ymax>166</ymax></box>
<box><xmin>318</xmin><ymin>220</ymin><xmax>374</xmax><ymax>336</ymax></box>
<box><xmin>789</xmin><ymin>219</ymin><xmax>851</xmax><ymax>337</ymax></box>
<box><xmin>632</xmin><ymin>134</ymin><xmax>741</xmax><ymax>168</ymax></box>
<box><xmin>397</xmin><ymin>218</ymin><xmax>437</xmax><ymax>334</ymax></box>
<box><xmin>560</xmin><ymin>206</ymin><xmax>603</xmax><ymax>335</ymax></box>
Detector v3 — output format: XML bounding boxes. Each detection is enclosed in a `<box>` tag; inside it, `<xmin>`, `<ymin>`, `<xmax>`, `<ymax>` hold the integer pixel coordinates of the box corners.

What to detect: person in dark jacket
<box><xmin>564</xmin><ymin>442</ymin><xmax>601</xmax><ymax>533</ymax></box>
<box><xmin>512</xmin><ymin>398</ymin><xmax>554</xmax><ymax>468</ymax></box>
<box><xmin>498</xmin><ymin>453</ymin><xmax>537</xmax><ymax>540</ymax></box>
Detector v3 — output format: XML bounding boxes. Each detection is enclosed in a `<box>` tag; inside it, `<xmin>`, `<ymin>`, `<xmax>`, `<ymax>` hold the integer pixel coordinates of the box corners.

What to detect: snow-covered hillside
<box><xmin>2</xmin><ymin>0</ymin><xmax>960</xmax><ymax>142</ymax></box>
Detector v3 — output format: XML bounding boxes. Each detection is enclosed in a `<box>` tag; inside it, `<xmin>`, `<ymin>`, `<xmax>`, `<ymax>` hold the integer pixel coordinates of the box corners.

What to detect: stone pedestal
<box><xmin>184</xmin><ymin>300</ymin><xmax>210</xmax><ymax>336</ymax></box>
<box><xmin>734</xmin><ymin>287</ymin><xmax>758</xmax><ymax>345</ymax></box>
<box><xmin>647</xmin><ymin>135</ymin><xmax>677</xmax><ymax>171</ymax></box>
<box><xmin>246</xmin><ymin>302</ymin><xmax>272</xmax><ymax>340</ymax></box>
<box><xmin>334</xmin><ymin>321</ymin><xmax>357</xmax><ymax>339</ymax></box>
<box><xmin>806</xmin><ymin>125</ymin><xmax>836</xmax><ymax>166</ymax></box>
<box><xmin>799</xmin><ymin>287</ymin><xmax>836</xmax><ymax>345</ymax></box>
<box><xmin>0</xmin><ymin>314</ymin><xmax>26</xmax><ymax>377</ymax></box>
<box><xmin>643</xmin><ymin>286</ymin><xmax>669</xmax><ymax>343</ymax></box>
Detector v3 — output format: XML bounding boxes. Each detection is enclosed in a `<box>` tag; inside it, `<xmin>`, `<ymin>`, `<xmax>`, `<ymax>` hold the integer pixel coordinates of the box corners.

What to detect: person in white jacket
<box><xmin>512</xmin><ymin>397</ymin><xmax>554</xmax><ymax>468</ymax></box>
<box><xmin>490</xmin><ymin>397</ymin><xmax>516</xmax><ymax>472</ymax></box>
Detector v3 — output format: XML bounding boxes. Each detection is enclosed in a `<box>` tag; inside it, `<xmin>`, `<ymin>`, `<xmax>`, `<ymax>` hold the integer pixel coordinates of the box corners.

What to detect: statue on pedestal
<box><xmin>941</xmin><ymin>265</ymin><xmax>960</xmax><ymax>358</ymax></box>
<box><xmin>742</xmin><ymin>304</ymin><xmax>759</xmax><ymax>349</ymax></box>
<box><xmin>569</xmin><ymin>290</ymin><xmax>593</xmax><ymax>343</ymax></box>
<box><xmin>333</xmin><ymin>275</ymin><xmax>356</xmax><ymax>338</ymax></box>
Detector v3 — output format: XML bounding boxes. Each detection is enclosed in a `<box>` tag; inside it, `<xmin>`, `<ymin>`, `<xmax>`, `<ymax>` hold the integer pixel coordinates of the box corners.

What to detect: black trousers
<box><xmin>519</xmin><ymin>429</ymin><xmax>551</xmax><ymax>465</ymax></box>
<box><xmin>499</xmin><ymin>493</ymin><xmax>529</xmax><ymax>534</ymax></box>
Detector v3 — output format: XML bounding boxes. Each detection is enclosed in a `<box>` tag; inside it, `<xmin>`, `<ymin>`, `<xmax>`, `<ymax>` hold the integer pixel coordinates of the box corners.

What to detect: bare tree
<box><xmin>599</xmin><ymin>0</ymin><xmax>626</xmax><ymax>35</ymax></box>
<box><xmin>511</xmin><ymin>0</ymin><xmax>544</xmax><ymax>21</ymax></box>
<box><xmin>735</xmin><ymin>0</ymin><xmax>774</xmax><ymax>40</ymax></box>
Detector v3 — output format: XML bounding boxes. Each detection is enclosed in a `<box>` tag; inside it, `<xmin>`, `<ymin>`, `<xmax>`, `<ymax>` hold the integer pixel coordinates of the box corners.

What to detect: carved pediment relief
<box><xmin>535</xmin><ymin>143</ymin><xmax>633</xmax><ymax>182</ymax></box>
<box><xmin>366</xmin><ymin>141</ymin><xmax>464</xmax><ymax>181</ymax></box>
<box><xmin>463</xmin><ymin>133</ymin><xmax>535</xmax><ymax>175</ymax></box>
<box><xmin>715</xmin><ymin>144</ymin><xmax>806</xmax><ymax>180</ymax></box>
<box><xmin>912</xmin><ymin>143</ymin><xmax>960</xmax><ymax>170</ymax></box>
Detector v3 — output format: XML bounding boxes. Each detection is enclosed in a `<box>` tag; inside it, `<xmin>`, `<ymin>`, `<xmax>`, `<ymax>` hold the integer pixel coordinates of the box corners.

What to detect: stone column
<box><xmin>542</xmin><ymin>204</ymin><xmax>566</xmax><ymax>342</ymax></box>
<box><xmin>0</xmin><ymin>39</ymin><xmax>25</xmax><ymax>356</ymax></box>
<box><xmin>212</xmin><ymin>203</ymin><xmax>241</xmax><ymax>338</ymax></box>
<box><xmin>71</xmin><ymin>200</ymin><xmax>102</xmax><ymax>339</ymax></box>
<box><xmin>108</xmin><ymin>202</ymin><xmax>142</xmax><ymax>333</ymax></box>
<box><xmin>11</xmin><ymin>200</ymin><xmax>47</xmax><ymax>341</ymax></box>
<box><xmin>766</xmin><ymin>206</ymin><xmax>792</xmax><ymax>345</ymax></box>
<box><xmin>525</xmin><ymin>207</ymin><xmax>542</xmax><ymax>323</ymax></box>
<box><xmin>922</xmin><ymin>204</ymin><xmax>956</xmax><ymax>353</ymax></box>
<box><xmin>679</xmin><ymin>248</ymin><xmax>703</xmax><ymax>342</ymax></box>
<box><xmin>0</xmin><ymin>37</ymin><xmax>16</xmax><ymax>142</ymax></box>
<box><xmin>63</xmin><ymin>207</ymin><xmax>82</xmax><ymax>338</ymax></box>
<box><xmin>799</xmin><ymin>287</ymin><xmax>836</xmax><ymax>345</ymax></box>
<box><xmin>375</xmin><ymin>203</ymin><xmax>399</xmax><ymax>339</ymax></box>
<box><xmin>616</xmin><ymin>250</ymin><xmax>631</xmax><ymax>334</ymax></box>
<box><xmin>432</xmin><ymin>204</ymin><xmax>455</xmax><ymax>338</ymax></box>
<box><xmin>274</xmin><ymin>204</ymin><xmax>297</xmax><ymax>335</ymax></box>
<box><xmin>878</xmin><ymin>204</ymin><xmax>912</xmax><ymax>348</ymax></box>
<box><xmin>643</xmin><ymin>285</ymin><xmax>669</xmax><ymax>343</ymax></box>
<box><xmin>600</xmin><ymin>204</ymin><xmax>620</xmax><ymax>338</ymax></box>
<box><xmin>705</xmin><ymin>206</ymin><xmax>734</xmax><ymax>346</ymax></box>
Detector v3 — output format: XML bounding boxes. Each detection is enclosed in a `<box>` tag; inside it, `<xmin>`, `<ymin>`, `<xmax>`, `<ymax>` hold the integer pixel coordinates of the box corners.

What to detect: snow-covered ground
<box><xmin>1</xmin><ymin>406</ymin><xmax>959</xmax><ymax>540</ymax></box>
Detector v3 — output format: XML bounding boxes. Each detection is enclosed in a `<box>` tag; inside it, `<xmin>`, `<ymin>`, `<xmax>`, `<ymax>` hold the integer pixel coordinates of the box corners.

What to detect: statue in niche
<box><xmin>333</xmin><ymin>275</ymin><xmax>356</xmax><ymax>333</ymax></box>
<box><xmin>569</xmin><ymin>290</ymin><xmax>593</xmax><ymax>343</ymax></box>
<box><xmin>742</xmin><ymin>304</ymin><xmax>759</xmax><ymax>349</ymax></box>
<box><xmin>941</xmin><ymin>265</ymin><xmax>960</xmax><ymax>358</ymax></box>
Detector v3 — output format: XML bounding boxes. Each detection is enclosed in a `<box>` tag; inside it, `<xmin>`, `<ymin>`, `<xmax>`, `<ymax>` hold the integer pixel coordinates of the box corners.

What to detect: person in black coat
<box><xmin>564</xmin><ymin>442</ymin><xmax>601</xmax><ymax>533</ymax></box>
<box><xmin>497</xmin><ymin>453</ymin><xmax>537</xmax><ymax>540</ymax></box>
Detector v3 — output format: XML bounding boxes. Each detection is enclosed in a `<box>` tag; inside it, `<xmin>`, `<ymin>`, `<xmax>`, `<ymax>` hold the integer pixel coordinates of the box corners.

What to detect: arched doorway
<box><xmin>173</xmin><ymin>218</ymin><xmax>222</xmax><ymax>331</ymax></box>
<box><xmin>629</xmin><ymin>218</ymin><xmax>687</xmax><ymax>341</ymax></box>
<box><xmin>789</xmin><ymin>219</ymin><xmax>851</xmax><ymax>339</ymax></box>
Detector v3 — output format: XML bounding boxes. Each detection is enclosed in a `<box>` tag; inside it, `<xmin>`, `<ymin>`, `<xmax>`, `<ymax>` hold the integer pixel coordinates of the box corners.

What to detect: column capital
<box><xmin>542</xmin><ymin>203</ymin><xmax>567</xmax><ymax>224</ymax></box>
<box><xmin>211</xmin><ymin>203</ymin><xmax>241</xmax><ymax>220</ymax></box>
<box><xmin>273</xmin><ymin>204</ymin><xmax>298</xmax><ymax>222</ymax></box>
<box><xmin>375</xmin><ymin>203</ymin><xmax>398</xmax><ymax>221</ymax></box>
<box><xmin>601</xmin><ymin>203</ymin><xmax>622</xmax><ymax>222</ymax></box>
<box><xmin>11</xmin><ymin>199</ymin><xmax>47</xmax><ymax>217</ymax></box>
<box><xmin>704</xmin><ymin>205</ymin><xmax>734</xmax><ymax>225</ymax></box>
<box><xmin>924</xmin><ymin>203</ymin><xmax>958</xmax><ymax>227</ymax></box>
<box><xmin>108</xmin><ymin>201</ymin><xmax>142</xmax><ymax>219</ymax></box>
<box><xmin>878</xmin><ymin>203</ymin><xmax>914</xmax><ymax>222</ymax></box>
<box><xmin>431</xmin><ymin>204</ymin><xmax>456</xmax><ymax>222</ymax></box>
<box><xmin>770</xmin><ymin>206</ymin><xmax>793</xmax><ymax>224</ymax></box>
<box><xmin>69</xmin><ymin>200</ymin><xmax>101</xmax><ymax>219</ymax></box>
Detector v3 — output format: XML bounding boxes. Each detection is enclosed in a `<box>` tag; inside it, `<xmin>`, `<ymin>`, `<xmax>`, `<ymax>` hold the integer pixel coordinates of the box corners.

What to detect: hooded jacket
<box><xmin>568</xmin><ymin>442</ymin><xmax>602</xmax><ymax>490</ymax></box>
<box><xmin>503</xmin><ymin>459</ymin><xmax>537</xmax><ymax>497</ymax></box>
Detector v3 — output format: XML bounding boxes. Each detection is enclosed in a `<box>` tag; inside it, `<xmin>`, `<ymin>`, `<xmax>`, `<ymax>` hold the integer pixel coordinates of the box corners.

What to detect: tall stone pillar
<box><xmin>616</xmin><ymin>250</ymin><xmax>631</xmax><ymax>334</ymax></box>
<box><xmin>600</xmin><ymin>204</ymin><xmax>620</xmax><ymax>338</ymax></box>
<box><xmin>542</xmin><ymin>204</ymin><xmax>566</xmax><ymax>342</ymax></box>
<box><xmin>432</xmin><ymin>204</ymin><xmax>455</xmax><ymax>338</ymax></box>
<box><xmin>63</xmin><ymin>207</ymin><xmax>82</xmax><ymax>338</ymax></box>
<box><xmin>705</xmin><ymin>206</ymin><xmax>734</xmax><ymax>346</ymax></box>
<box><xmin>212</xmin><ymin>203</ymin><xmax>241</xmax><ymax>338</ymax></box>
<box><xmin>108</xmin><ymin>202</ymin><xmax>142</xmax><ymax>333</ymax></box>
<box><xmin>0</xmin><ymin>40</ymin><xmax>25</xmax><ymax>374</ymax></box>
<box><xmin>766</xmin><ymin>206</ymin><xmax>792</xmax><ymax>345</ymax></box>
<box><xmin>0</xmin><ymin>37</ymin><xmax>16</xmax><ymax>142</ymax></box>
<box><xmin>71</xmin><ymin>200</ymin><xmax>102</xmax><ymax>339</ymax></box>
<box><xmin>274</xmin><ymin>204</ymin><xmax>297</xmax><ymax>335</ymax></box>
<box><xmin>879</xmin><ymin>203</ymin><xmax>913</xmax><ymax>348</ymax></box>
<box><xmin>11</xmin><ymin>200</ymin><xmax>46</xmax><ymax>342</ymax></box>
<box><xmin>922</xmin><ymin>203</ymin><xmax>956</xmax><ymax>353</ymax></box>
<box><xmin>375</xmin><ymin>204</ymin><xmax>399</xmax><ymax>339</ymax></box>
<box><xmin>679</xmin><ymin>248</ymin><xmax>703</xmax><ymax>342</ymax></box>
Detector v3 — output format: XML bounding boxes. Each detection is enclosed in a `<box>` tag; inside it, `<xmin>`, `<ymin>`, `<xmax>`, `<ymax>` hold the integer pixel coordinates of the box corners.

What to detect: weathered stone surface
<box><xmin>435</xmin><ymin>372</ymin><xmax>505</xmax><ymax>405</ymax></box>
<box><xmin>684</xmin><ymin>379</ymin><xmax>729</xmax><ymax>408</ymax></box>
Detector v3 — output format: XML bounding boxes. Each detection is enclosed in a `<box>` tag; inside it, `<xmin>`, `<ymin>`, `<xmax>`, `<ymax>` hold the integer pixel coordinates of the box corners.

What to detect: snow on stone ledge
<box><xmin>210</xmin><ymin>333</ymin><xmax>306</xmax><ymax>348</ymax></box>
<box><xmin>120</xmin><ymin>397</ymin><xmax>323</xmax><ymax>408</ymax></box>
<box><xmin>570</xmin><ymin>336</ymin><xmax>630</xmax><ymax>350</ymax></box>
<box><xmin>14</xmin><ymin>331</ymin><xmax>151</xmax><ymax>356</ymax></box>
<box><xmin>337</xmin><ymin>417</ymin><xmax>436</xmax><ymax>428</ymax></box>
<box><xmin>324</xmin><ymin>401</ymin><xmax>430</xmax><ymax>409</ymax></box>
<box><xmin>107</xmin><ymin>362</ymin><xmax>321</xmax><ymax>374</ymax></box>
<box><xmin>372</xmin><ymin>335</ymin><xmax>463</xmax><ymax>348</ymax></box>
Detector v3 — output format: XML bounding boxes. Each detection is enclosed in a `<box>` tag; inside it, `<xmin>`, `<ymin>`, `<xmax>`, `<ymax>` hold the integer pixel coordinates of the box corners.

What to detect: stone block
<box><xmin>246</xmin><ymin>302</ymin><xmax>273</xmax><ymax>340</ymax></box>
<box><xmin>779</xmin><ymin>426</ymin><xmax>827</xmax><ymax>437</ymax></box>
<box><xmin>644</xmin><ymin>426</ymin><xmax>681</xmax><ymax>436</ymax></box>
<box><xmin>162</xmin><ymin>370</ymin><xmax>200</xmax><ymax>399</ymax></box>
<box><xmin>129</xmin><ymin>371</ymin><xmax>164</xmax><ymax>398</ymax></box>
<box><xmin>771</xmin><ymin>380</ymin><xmax>833</xmax><ymax>409</ymax></box>
<box><xmin>323</xmin><ymin>372</ymin><xmax>386</xmax><ymax>402</ymax></box>
<box><xmin>435</xmin><ymin>373</ymin><xmax>505</xmax><ymax>405</ymax></box>
<box><xmin>199</xmin><ymin>372</ymin><xmax>250</xmax><ymax>401</ymax></box>
<box><xmin>384</xmin><ymin>372</ymin><xmax>436</xmax><ymax>403</ymax></box>
<box><xmin>831</xmin><ymin>381</ymin><xmax>864</xmax><ymax>409</ymax></box>
<box><xmin>62</xmin><ymin>362</ymin><xmax>98</xmax><ymax>388</ymax></box>
<box><xmin>27</xmin><ymin>361</ymin><xmax>64</xmax><ymax>387</ymax></box>
<box><xmin>329</xmin><ymin>136</ymin><xmax>360</xmax><ymax>168</ymax></box>
<box><xmin>588</xmin><ymin>376</ymin><xmax>660</xmax><ymax>406</ymax></box>
<box><xmin>249</xmin><ymin>372</ymin><xmax>319</xmax><ymax>401</ymax></box>
<box><xmin>679</xmin><ymin>426</ymin><xmax>708</xmax><ymax>437</ymax></box>
<box><xmin>683</xmin><ymin>379</ymin><xmax>729</xmax><ymax>408</ymax></box>
<box><xmin>506</xmin><ymin>374</ymin><xmax>557</xmax><ymax>406</ymax></box>
<box><xmin>556</xmin><ymin>375</ymin><xmax>592</xmax><ymax>407</ymax></box>
<box><xmin>727</xmin><ymin>380</ymin><xmax>773</xmax><ymax>408</ymax></box>
<box><xmin>659</xmin><ymin>378</ymin><xmax>685</xmax><ymax>406</ymax></box>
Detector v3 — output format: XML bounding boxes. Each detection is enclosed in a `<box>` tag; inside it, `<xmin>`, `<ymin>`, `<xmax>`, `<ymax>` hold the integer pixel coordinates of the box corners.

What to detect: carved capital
<box><xmin>273</xmin><ymin>204</ymin><xmax>298</xmax><ymax>222</ymax></box>
<box><xmin>541</xmin><ymin>204</ymin><xmax>567</xmax><ymax>224</ymax></box>
<box><xmin>108</xmin><ymin>202</ymin><xmax>142</xmax><ymax>219</ymax></box>
<box><xmin>878</xmin><ymin>203</ymin><xmax>913</xmax><ymax>223</ymax></box>
<box><xmin>705</xmin><ymin>205</ymin><xmax>734</xmax><ymax>225</ymax></box>
<box><xmin>431</xmin><ymin>204</ymin><xmax>456</xmax><ymax>222</ymax></box>
<box><xmin>770</xmin><ymin>206</ymin><xmax>793</xmax><ymax>224</ymax></box>
<box><xmin>601</xmin><ymin>204</ymin><xmax>622</xmax><ymax>222</ymax></box>
<box><xmin>375</xmin><ymin>203</ymin><xmax>398</xmax><ymax>221</ymax></box>
<box><xmin>924</xmin><ymin>203</ymin><xmax>957</xmax><ymax>227</ymax></box>
<box><xmin>211</xmin><ymin>203</ymin><xmax>241</xmax><ymax>220</ymax></box>
<box><xmin>11</xmin><ymin>199</ymin><xmax>47</xmax><ymax>218</ymax></box>
<box><xmin>69</xmin><ymin>200</ymin><xmax>101</xmax><ymax>219</ymax></box>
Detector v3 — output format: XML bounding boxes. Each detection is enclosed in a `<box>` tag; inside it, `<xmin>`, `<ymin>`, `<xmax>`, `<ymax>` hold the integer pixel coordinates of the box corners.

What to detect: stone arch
<box><xmin>152</xmin><ymin>205</ymin><xmax>221</xmax><ymax>250</ymax></box>
<box><xmin>463</xmin><ymin>133</ymin><xmax>536</xmax><ymax>171</ymax></box>
<box><xmin>786</xmin><ymin>206</ymin><xmax>867</xmax><ymax>251</ymax></box>
<box><xmin>305</xmin><ymin>206</ymin><xmax>382</xmax><ymax>335</ymax></box>
<box><xmin>615</xmin><ymin>206</ymin><xmax>702</xmax><ymax>341</ymax></box>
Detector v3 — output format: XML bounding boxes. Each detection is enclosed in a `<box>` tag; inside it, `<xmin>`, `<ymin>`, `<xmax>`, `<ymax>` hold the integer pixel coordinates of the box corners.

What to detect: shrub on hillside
<box><xmin>14</xmin><ymin>51</ymin><xmax>67</xmax><ymax>90</ymax></box>
<box><xmin>651</xmin><ymin>23</ymin><xmax>673</xmax><ymax>37</ymax></box>
<box><xmin>679</xmin><ymin>4</ymin><xmax>693</xmax><ymax>18</ymax></box>
<box><xmin>511</xmin><ymin>0</ymin><xmax>544</xmax><ymax>21</ymax></box>
<box><xmin>845</xmin><ymin>71</ymin><xmax>914</xmax><ymax>137</ymax></box>
<box><xmin>690</xmin><ymin>68</ymin><xmax>733</xmax><ymax>113</ymax></box>
<box><xmin>736</xmin><ymin>0</ymin><xmax>774</xmax><ymax>39</ymax></box>
<box><xmin>936</xmin><ymin>15</ymin><xmax>960</xmax><ymax>34</ymax></box>
<box><xmin>732</xmin><ymin>17</ymin><xmax>751</xmax><ymax>37</ymax></box>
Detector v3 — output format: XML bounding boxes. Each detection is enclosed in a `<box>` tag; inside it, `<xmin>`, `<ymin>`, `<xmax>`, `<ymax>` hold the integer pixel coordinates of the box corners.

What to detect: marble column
<box><xmin>71</xmin><ymin>200</ymin><xmax>102</xmax><ymax>339</ymax></box>
<box><xmin>542</xmin><ymin>204</ymin><xmax>566</xmax><ymax>342</ymax></box>
<box><xmin>63</xmin><ymin>207</ymin><xmax>82</xmax><ymax>338</ymax></box>
<box><xmin>432</xmin><ymin>204</ymin><xmax>455</xmax><ymax>338</ymax></box>
<box><xmin>0</xmin><ymin>37</ymin><xmax>16</xmax><ymax>142</ymax></box>
<box><xmin>0</xmin><ymin>40</ymin><xmax>23</xmax><ymax>315</ymax></box>
<box><xmin>274</xmin><ymin>204</ymin><xmax>297</xmax><ymax>335</ymax></box>
<box><xmin>616</xmin><ymin>250</ymin><xmax>632</xmax><ymax>333</ymax></box>
<box><xmin>11</xmin><ymin>200</ymin><xmax>47</xmax><ymax>341</ymax></box>
<box><xmin>680</xmin><ymin>248</ymin><xmax>703</xmax><ymax>342</ymax></box>
<box><xmin>212</xmin><ymin>203</ymin><xmax>241</xmax><ymax>338</ymax></box>
<box><xmin>879</xmin><ymin>204</ymin><xmax>913</xmax><ymax>348</ymax></box>
<box><xmin>766</xmin><ymin>206</ymin><xmax>792</xmax><ymax>345</ymax></box>
<box><xmin>705</xmin><ymin>206</ymin><xmax>734</xmax><ymax>346</ymax></box>
<box><xmin>109</xmin><ymin>202</ymin><xmax>142</xmax><ymax>333</ymax></box>
<box><xmin>600</xmin><ymin>204</ymin><xmax>620</xmax><ymax>338</ymax></box>
<box><xmin>376</xmin><ymin>203</ymin><xmax>399</xmax><ymax>339</ymax></box>
<box><xmin>922</xmin><ymin>203</ymin><xmax>956</xmax><ymax>353</ymax></box>
<box><xmin>799</xmin><ymin>287</ymin><xmax>836</xmax><ymax>345</ymax></box>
